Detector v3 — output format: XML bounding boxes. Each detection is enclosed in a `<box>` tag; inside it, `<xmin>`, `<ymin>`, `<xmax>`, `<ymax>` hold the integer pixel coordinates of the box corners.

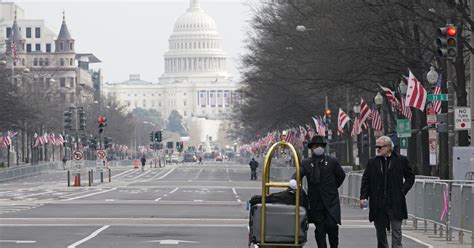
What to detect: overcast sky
<box><xmin>14</xmin><ymin>0</ymin><xmax>254</xmax><ymax>83</ymax></box>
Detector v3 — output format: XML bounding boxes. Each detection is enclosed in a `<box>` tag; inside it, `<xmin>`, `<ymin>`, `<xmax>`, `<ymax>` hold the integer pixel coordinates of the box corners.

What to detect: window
<box><xmin>70</xmin><ymin>43</ymin><xmax>73</xmax><ymax>50</ymax></box>
<box><xmin>35</xmin><ymin>27</ymin><xmax>40</xmax><ymax>38</ymax></box>
<box><xmin>69</xmin><ymin>78</ymin><xmax>74</xmax><ymax>88</ymax></box>
<box><xmin>151</xmin><ymin>101</ymin><xmax>155</xmax><ymax>107</ymax></box>
<box><xmin>46</xmin><ymin>44</ymin><xmax>51</xmax><ymax>52</ymax></box>
<box><xmin>35</xmin><ymin>43</ymin><xmax>41</xmax><ymax>51</ymax></box>
<box><xmin>70</xmin><ymin>59</ymin><xmax>73</xmax><ymax>66</ymax></box>
<box><xmin>44</xmin><ymin>58</ymin><xmax>49</xmax><ymax>66</ymax></box>
<box><xmin>60</xmin><ymin>93</ymin><xmax>66</xmax><ymax>102</ymax></box>
<box><xmin>33</xmin><ymin>58</ymin><xmax>38</xmax><ymax>66</ymax></box>
<box><xmin>184</xmin><ymin>100</ymin><xmax>187</xmax><ymax>106</ymax></box>
<box><xmin>60</xmin><ymin>78</ymin><xmax>66</xmax><ymax>87</ymax></box>
<box><xmin>60</xmin><ymin>58</ymin><xmax>64</xmax><ymax>66</ymax></box>
<box><xmin>39</xmin><ymin>58</ymin><xmax>43</xmax><ymax>66</ymax></box>
<box><xmin>26</xmin><ymin>27</ymin><xmax>31</xmax><ymax>38</ymax></box>
<box><xmin>59</xmin><ymin>43</ymin><xmax>63</xmax><ymax>50</ymax></box>
<box><xmin>184</xmin><ymin>111</ymin><xmax>187</xmax><ymax>117</ymax></box>
<box><xmin>69</xmin><ymin>93</ymin><xmax>74</xmax><ymax>102</ymax></box>
<box><xmin>26</xmin><ymin>44</ymin><xmax>32</xmax><ymax>52</ymax></box>
<box><xmin>6</xmin><ymin>27</ymin><xmax>11</xmax><ymax>38</ymax></box>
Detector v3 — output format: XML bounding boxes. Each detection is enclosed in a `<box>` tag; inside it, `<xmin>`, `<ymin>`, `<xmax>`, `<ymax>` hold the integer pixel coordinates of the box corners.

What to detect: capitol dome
<box><xmin>173</xmin><ymin>0</ymin><xmax>217</xmax><ymax>33</ymax></box>
<box><xmin>162</xmin><ymin>0</ymin><xmax>228</xmax><ymax>77</ymax></box>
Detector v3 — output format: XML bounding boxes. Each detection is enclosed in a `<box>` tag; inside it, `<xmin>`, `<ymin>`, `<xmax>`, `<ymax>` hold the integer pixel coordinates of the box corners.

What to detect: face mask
<box><xmin>313</xmin><ymin>147</ymin><xmax>325</xmax><ymax>156</ymax></box>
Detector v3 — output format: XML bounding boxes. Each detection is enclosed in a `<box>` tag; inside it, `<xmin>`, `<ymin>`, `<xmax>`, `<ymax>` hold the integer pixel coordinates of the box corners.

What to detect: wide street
<box><xmin>0</xmin><ymin>160</ymin><xmax>429</xmax><ymax>248</ymax></box>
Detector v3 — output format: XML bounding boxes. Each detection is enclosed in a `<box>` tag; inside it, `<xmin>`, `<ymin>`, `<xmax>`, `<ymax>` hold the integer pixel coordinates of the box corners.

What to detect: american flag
<box><xmin>312</xmin><ymin>116</ymin><xmax>326</xmax><ymax>136</ymax></box>
<box><xmin>1</xmin><ymin>132</ymin><xmax>11</xmax><ymax>147</ymax></box>
<box><xmin>359</xmin><ymin>98</ymin><xmax>372</xmax><ymax>124</ymax></box>
<box><xmin>351</xmin><ymin>117</ymin><xmax>361</xmax><ymax>137</ymax></box>
<box><xmin>57</xmin><ymin>134</ymin><xmax>64</xmax><ymax>145</ymax></box>
<box><xmin>337</xmin><ymin>108</ymin><xmax>350</xmax><ymax>135</ymax></box>
<box><xmin>432</xmin><ymin>73</ymin><xmax>443</xmax><ymax>113</ymax></box>
<box><xmin>371</xmin><ymin>106</ymin><xmax>383</xmax><ymax>130</ymax></box>
<box><xmin>399</xmin><ymin>96</ymin><xmax>412</xmax><ymax>120</ymax></box>
<box><xmin>305</xmin><ymin>124</ymin><xmax>315</xmax><ymax>139</ymax></box>
<box><xmin>380</xmin><ymin>85</ymin><xmax>399</xmax><ymax>109</ymax></box>
<box><xmin>405</xmin><ymin>69</ymin><xmax>427</xmax><ymax>111</ymax></box>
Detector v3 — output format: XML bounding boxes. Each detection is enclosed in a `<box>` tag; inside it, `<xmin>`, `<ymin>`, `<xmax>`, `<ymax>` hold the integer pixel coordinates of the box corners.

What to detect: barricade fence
<box><xmin>0</xmin><ymin>161</ymin><xmax>60</xmax><ymax>182</ymax></box>
<box><xmin>339</xmin><ymin>172</ymin><xmax>474</xmax><ymax>247</ymax></box>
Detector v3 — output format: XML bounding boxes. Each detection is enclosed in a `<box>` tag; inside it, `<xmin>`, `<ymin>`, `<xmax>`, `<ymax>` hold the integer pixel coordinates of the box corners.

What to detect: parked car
<box><xmin>171</xmin><ymin>154</ymin><xmax>180</xmax><ymax>163</ymax></box>
<box><xmin>215</xmin><ymin>156</ymin><xmax>223</xmax><ymax>162</ymax></box>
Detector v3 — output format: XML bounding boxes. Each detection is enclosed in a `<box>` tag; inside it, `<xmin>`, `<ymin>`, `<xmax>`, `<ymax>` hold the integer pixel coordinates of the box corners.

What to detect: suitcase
<box><xmin>250</xmin><ymin>203</ymin><xmax>308</xmax><ymax>244</ymax></box>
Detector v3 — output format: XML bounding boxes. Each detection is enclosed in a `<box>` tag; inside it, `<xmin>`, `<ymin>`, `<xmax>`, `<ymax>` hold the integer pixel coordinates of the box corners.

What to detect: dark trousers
<box><xmin>250</xmin><ymin>169</ymin><xmax>257</xmax><ymax>180</ymax></box>
<box><xmin>374</xmin><ymin>209</ymin><xmax>403</xmax><ymax>248</ymax></box>
<box><xmin>313</xmin><ymin>209</ymin><xmax>339</xmax><ymax>248</ymax></box>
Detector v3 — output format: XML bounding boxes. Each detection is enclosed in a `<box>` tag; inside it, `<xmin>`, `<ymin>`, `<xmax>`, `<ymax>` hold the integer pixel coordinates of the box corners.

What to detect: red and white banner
<box><xmin>405</xmin><ymin>70</ymin><xmax>427</xmax><ymax>111</ymax></box>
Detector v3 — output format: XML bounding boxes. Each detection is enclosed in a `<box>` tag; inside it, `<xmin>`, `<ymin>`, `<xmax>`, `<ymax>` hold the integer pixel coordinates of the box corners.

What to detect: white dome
<box><xmin>173</xmin><ymin>1</ymin><xmax>217</xmax><ymax>33</ymax></box>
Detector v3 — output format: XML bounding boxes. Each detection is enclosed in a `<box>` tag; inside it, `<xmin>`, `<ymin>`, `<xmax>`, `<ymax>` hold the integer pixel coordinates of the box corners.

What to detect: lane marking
<box><xmin>129</xmin><ymin>170</ymin><xmax>153</xmax><ymax>180</ymax></box>
<box><xmin>61</xmin><ymin>188</ymin><xmax>117</xmax><ymax>201</ymax></box>
<box><xmin>403</xmin><ymin>234</ymin><xmax>434</xmax><ymax>248</ymax></box>
<box><xmin>143</xmin><ymin>169</ymin><xmax>169</xmax><ymax>181</ymax></box>
<box><xmin>16</xmin><ymin>191</ymin><xmax>53</xmax><ymax>199</ymax></box>
<box><xmin>169</xmin><ymin>187</ymin><xmax>180</xmax><ymax>194</ymax></box>
<box><xmin>0</xmin><ymin>240</ymin><xmax>37</xmax><ymax>243</ymax></box>
<box><xmin>67</xmin><ymin>225</ymin><xmax>110</xmax><ymax>248</ymax></box>
<box><xmin>232</xmin><ymin>188</ymin><xmax>237</xmax><ymax>195</ymax></box>
<box><xmin>111</xmin><ymin>169</ymin><xmax>134</xmax><ymax>179</ymax></box>
<box><xmin>188</xmin><ymin>168</ymin><xmax>203</xmax><ymax>182</ymax></box>
<box><xmin>158</xmin><ymin>168</ymin><xmax>176</xmax><ymax>179</ymax></box>
<box><xmin>154</xmin><ymin>197</ymin><xmax>162</xmax><ymax>202</ymax></box>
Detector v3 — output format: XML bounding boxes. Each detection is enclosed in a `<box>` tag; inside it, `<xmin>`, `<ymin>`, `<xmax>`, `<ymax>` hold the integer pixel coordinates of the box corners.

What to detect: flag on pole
<box><xmin>312</xmin><ymin>116</ymin><xmax>325</xmax><ymax>136</ymax></box>
<box><xmin>371</xmin><ymin>106</ymin><xmax>383</xmax><ymax>130</ymax></box>
<box><xmin>351</xmin><ymin>118</ymin><xmax>361</xmax><ymax>137</ymax></box>
<box><xmin>432</xmin><ymin>73</ymin><xmax>443</xmax><ymax>114</ymax></box>
<box><xmin>359</xmin><ymin>98</ymin><xmax>372</xmax><ymax>124</ymax></box>
<box><xmin>379</xmin><ymin>85</ymin><xmax>399</xmax><ymax>109</ymax></box>
<box><xmin>398</xmin><ymin>96</ymin><xmax>412</xmax><ymax>120</ymax></box>
<box><xmin>337</xmin><ymin>108</ymin><xmax>350</xmax><ymax>135</ymax></box>
<box><xmin>405</xmin><ymin>69</ymin><xmax>427</xmax><ymax>111</ymax></box>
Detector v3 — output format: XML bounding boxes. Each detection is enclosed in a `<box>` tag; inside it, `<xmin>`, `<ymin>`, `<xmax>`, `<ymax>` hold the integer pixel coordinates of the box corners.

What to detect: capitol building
<box><xmin>103</xmin><ymin>0</ymin><xmax>240</xmax><ymax>144</ymax></box>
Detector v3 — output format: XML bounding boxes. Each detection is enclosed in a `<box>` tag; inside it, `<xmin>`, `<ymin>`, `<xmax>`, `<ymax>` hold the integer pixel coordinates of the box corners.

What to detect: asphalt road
<box><xmin>0</xmin><ymin>160</ymin><xmax>429</xmax><ymax>247</ymax></box>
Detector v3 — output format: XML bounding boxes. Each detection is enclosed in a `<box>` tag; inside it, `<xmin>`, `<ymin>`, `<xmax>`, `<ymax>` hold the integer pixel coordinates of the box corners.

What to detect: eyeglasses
<box><xmin>375</xmin><ymin>145</ymin><xmax>387</xmax><ymax>149</ymax></box>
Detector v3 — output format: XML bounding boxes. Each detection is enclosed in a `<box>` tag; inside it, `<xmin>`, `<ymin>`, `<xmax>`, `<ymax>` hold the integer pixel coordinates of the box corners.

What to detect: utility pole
<box><xmin>346</xmin><ymin>88</ymin><xmax>353</xmax><ymax>166</ymax></box>
<box><xmin>447</xmin><ymin>59</ymin><xmax>455</xmax><ymax>180</ymax></box>
<box><xmin>470</xmin><ymin>0</ymin><xmax>474</xmax><ymax>146</ymax></box>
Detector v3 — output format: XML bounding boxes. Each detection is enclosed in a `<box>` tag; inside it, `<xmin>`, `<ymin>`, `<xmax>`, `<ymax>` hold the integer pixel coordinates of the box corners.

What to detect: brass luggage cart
<box><xmin>249</xmin><ymin>132</ymin><xmax>308</xmax><ymax>248</ymax></box>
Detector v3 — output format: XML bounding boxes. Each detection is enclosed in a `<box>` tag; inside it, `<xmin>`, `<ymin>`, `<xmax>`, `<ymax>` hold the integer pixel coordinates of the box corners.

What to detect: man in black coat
<box><xmin>293</xmin><ymin>136</ymin><xmax>346</xmax><ymax>248</ymax></box>
<box><xmin>360</xmin><ymin>135</ymin><xmax>415</xmax><ymax>248</ymax></box>
<box><xmin>249</xmin><ymin>158</ymin><xmax>259</xmax><ymax>180</ymax></box>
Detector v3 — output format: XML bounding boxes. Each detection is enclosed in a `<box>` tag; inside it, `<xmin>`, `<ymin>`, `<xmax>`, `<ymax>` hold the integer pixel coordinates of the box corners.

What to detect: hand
<box><xmin>360</xmin><ymin>199</ymin><xmax>368</xmax><ymax>209</ymax></box>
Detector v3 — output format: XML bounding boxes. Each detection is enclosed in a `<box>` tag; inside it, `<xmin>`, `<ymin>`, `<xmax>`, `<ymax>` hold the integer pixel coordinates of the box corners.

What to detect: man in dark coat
<box><xmin>293</xmin><ymin>136</ymin><xmax>346</xmax><ymax>248</ymax></box>
<box><xmin>249</xmin><ymin>158</ymin><xmax>259</xmax><ymax>180</ymax></box>
<box><xmin>360</xmin><ymin>135</ymin><xmax>415</xmax><ymax>248</ymax></box>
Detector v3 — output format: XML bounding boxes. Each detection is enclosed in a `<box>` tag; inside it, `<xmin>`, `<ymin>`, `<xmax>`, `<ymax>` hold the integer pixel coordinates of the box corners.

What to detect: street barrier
<box><xmin>339</xmin><ymin>171</ymin><xmax>474</xmax><ymax>247</ymax></box>
<box><xmin>0</xmin><ymin>161</ymin><xmax>60</xmax><ymax>182</ymax></box>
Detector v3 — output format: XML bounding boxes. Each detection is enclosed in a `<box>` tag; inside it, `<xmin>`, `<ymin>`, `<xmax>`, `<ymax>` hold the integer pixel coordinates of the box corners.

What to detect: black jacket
<box><xmin>293</xmin><ymin>155</ymin><xmax>346</xmax><ymax>224</ymax></box>
<box><xmin>249</xmin><ymin>160</ymin><xmax>258</xmax><ymax>170</ymax></box>
<box><xmin>360</xmin><ymin>152</ymin><xmax>415</xmax><ymax>222</ymax></box>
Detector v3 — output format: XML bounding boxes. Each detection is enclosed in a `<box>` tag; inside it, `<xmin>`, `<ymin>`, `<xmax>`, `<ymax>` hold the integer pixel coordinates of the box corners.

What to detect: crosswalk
<box><xmin>0</xmin><ymin>203</ymin><xmax>43</xmax><ymax>215</ymax></box>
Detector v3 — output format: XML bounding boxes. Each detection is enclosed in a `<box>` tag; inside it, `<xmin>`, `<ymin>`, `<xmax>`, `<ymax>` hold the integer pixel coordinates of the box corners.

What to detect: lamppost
<box><xmin>426</xmin><ymin>66</ymin><xmax>440</xmax><ymax>176</ymax></box>
<box><xmin>353</xmin><ymin>103</ymin><xmax>361</xmax><ymax>170</ymax></box>
<box><xmin>374</xmin><ymin>91</ymin><xmax>384</xmax><ymax>136</ymax></box>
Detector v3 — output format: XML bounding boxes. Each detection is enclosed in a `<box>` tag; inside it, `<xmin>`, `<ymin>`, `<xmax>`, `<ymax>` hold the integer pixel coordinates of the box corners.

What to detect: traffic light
<box><xmin>104</xmin><ymin>136</ymin><xmax>112</xmax><ymax>149</ymax></box>
<box><xmin>78</xmin><ymin>108</ymin><xmax>86</xmax><ymax>130</ymax></box>
<box><xmin>155</xmin><ymin>131</ymin><xmax>162</xmax><ymax>142</ymax></box>
<box><xmin>89</xmin><ymin>137</ymin><xmax>97</xmax><ymax>150</ymax></box>
<box><xmin>436</xmin><ymin>25</ymin><xmax>457</xmax><ymax>58</ymax></box>
<box><xmin>97</xmin><ymin>116</ymin><xmax>107</xmax><ymax>133</ymax></box>
<box><xmin>150</xmin><ymin>131</ymin><xmax>155</xmax><ymax>142</ymax></box>
<box><xmin>324</xmin><ymin>108</ymin><xmax>332</xmax><ymax>124</ymax></box>
<box><xmin>63</xmin><ymin>110</ymin><xmax>73</xmax><ymax>130</ymax></box>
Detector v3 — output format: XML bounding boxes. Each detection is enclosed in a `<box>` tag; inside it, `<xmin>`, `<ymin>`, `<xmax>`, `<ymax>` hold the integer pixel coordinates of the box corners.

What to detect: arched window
<box><xmin>33</xmin><ymin>58</ymin><xmax>38</xmax><ymax>66</ymax></box>
<box><xmin>39</xmin><ymin>58</ymin><xmax>43</xmax><ymax>66</ymax></box>
<box><xmin>60</xmin><ymin>58</ymin><xmax>64</xmax><ymax>66</ymax></box>
<box><xmin>44</xmin><ymin>58</ymin><xmax>49</xmax><ymax>66</ymax></box>
<box><xmin>70</xmin><ymin>58</ymin><xmax>73</xmax><ymax>66</ymax></box>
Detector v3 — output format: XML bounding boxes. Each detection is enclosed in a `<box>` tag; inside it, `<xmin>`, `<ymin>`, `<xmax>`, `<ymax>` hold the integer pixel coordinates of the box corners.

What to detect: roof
<box><xmin>75</xmin><ymin>53</ymin><xmax>102</xmax><ymax>63</ymax></box>
<box><xmin>57</xmin><ymin>14</ymin><xmax>72</xmax><ymax>40</ymax></box>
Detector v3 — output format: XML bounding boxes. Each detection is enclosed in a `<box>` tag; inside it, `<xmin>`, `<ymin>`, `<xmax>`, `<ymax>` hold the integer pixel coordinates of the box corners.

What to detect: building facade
<box><xmin>1</xmin><ymin>3</ymin><xmax>101</xmax><ymax>106</ymax></box>
<box><xmin>104</xmin><ymin>0</ymin><xmax>240</xmax><ymax>143</ymax></box>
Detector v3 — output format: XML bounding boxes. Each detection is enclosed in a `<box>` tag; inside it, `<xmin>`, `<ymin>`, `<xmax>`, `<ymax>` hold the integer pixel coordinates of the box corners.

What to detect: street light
<box><xmin>399</xmin><ymin>79</ymin><xmax>407</xmax><ymax>96</ymax></box>
<box><xmin>426</xmin><ymin>66</ymin><xmax>439</xmax><ymax>86</ymax></box>
<box><xmin>374</xmin><ymin>92</ymin><xmax>383</xmax><ymax>107</ymax></box>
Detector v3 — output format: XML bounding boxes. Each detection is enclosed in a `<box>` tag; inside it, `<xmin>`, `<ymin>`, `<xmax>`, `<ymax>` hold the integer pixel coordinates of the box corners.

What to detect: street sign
<box><xmin>96</xmin><ymin>150</ymin><xmax>107</xmax><ymax>160</ymax></box>
<box><xmin>426</xmin><ymin>107</ymin><xmax>437</xmax><ymax>125</ymax></box>
<box><xmin>454</xmin><ymin>107</ymin><xmax>471</xmax><ymax>130</ymax></box>
<box><xmin>427</xmin><ymin>94</ymin><xmax>448</xmax><ymax>101</ymax></box>
<box><xmin>396</xmin><ymin>119</ymin><xmax>411</xmax><ymax>137</ymax></box>
<box><xmin>399</xmin><ymin>137</ymin><xmax>408</xmax><ymax>149</ymax></box>
<box><xmin>73</xmin><ymin>150</ymin><xmax>84</xmax><ymax>161</ymax></box>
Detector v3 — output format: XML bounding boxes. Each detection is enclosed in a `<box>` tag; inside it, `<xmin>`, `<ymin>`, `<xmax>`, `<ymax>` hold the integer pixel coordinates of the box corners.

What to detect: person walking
<box><xmin>62</xmin><ymin>157</ymin><xmax>67</xmax><ymax>170</ymax></box>
<box><xmin>360</xmin><ymin>135</ymin><xmax>415</xmax><ymax>248</ymax></box>
<box><xmin>140</xmin><ymin>155</ymin><xmax>146</xmax><ymax>172</ymax></box>
<box><xmin>249</xmin><ymin>158</ymin><xmax>259</xmax><ymax>180</ymax></box>
<box><xmin>293</xmin><ymin>136</ymin><xmax>345</xmax><ymax>248</ymax></box>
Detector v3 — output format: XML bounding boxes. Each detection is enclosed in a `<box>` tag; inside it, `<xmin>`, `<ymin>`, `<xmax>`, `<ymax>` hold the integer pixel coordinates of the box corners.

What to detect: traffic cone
<box><xmin>74</xmin><ymin>175</ymin><xmax>79</xmax><ymax>187</ymax></box>
<box><xmin>134</xmin><ymin>160</ymin><xmax>139</xmax><ymax>169</ymax></box>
